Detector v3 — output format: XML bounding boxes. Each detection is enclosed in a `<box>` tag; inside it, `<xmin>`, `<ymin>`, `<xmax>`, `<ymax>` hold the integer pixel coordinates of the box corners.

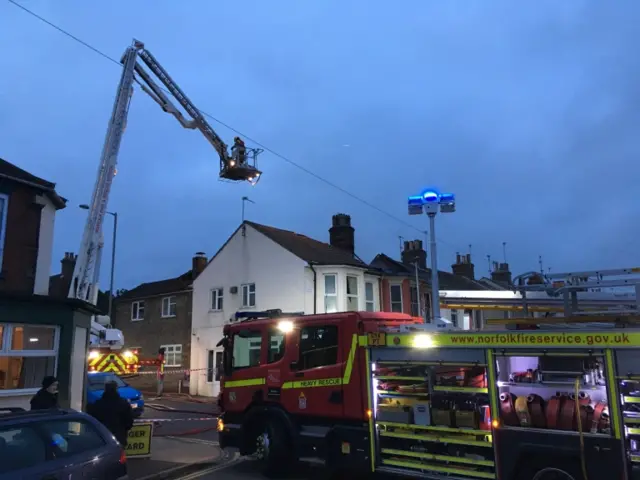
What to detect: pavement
<box><xmin>127</xmin><ymin>396</ymin><xmax>222</xmax><ymax>479</ymax></box>
<box><xmin>128</xmin><ymin>396</ymin><xmax>383</xmax><ymax>479</ymax></box>
<box><xmin>171</xmin><ymin>459</ymin><xmax>332</xmax><ymax>479</ymax></box>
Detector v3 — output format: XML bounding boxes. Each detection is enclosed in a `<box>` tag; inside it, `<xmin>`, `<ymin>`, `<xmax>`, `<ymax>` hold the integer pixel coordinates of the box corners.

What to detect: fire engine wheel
<box><xmin>252</xmin><ymin>419</ymin><xmax>293</xmax><ymax>478</ymax></box>
<box><xmin>516</xmin><ymin>458</ymin><xmax>581</xmax><ymax>480</ymax></box>
<box><xmin>531</xmin><ymin>469</ymin><xmax>577</xmax><ymax>480</ymax></box>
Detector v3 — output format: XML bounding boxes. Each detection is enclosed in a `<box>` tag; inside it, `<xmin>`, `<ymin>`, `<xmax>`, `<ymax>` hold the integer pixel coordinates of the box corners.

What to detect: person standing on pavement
<box><xmin>87</xmin><ymin>380</ymin><xmax>134</xmax><ymax>447</ymax></box>
<box><xmin>30</xmin><ymin>376</ymin><xmax>59</xmax><ymax>410</ymax></box>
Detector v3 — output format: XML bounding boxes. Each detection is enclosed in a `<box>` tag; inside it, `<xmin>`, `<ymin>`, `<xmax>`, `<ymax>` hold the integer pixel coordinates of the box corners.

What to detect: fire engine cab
<box><xmin>217</xmin><ymin>302</ymin><xmax>640</xmax><ymax>479</ymax></box>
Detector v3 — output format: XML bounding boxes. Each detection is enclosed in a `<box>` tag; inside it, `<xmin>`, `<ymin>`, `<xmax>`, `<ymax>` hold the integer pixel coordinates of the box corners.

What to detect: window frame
<box><xmin>0</xmin><ymin>424</ymin><xmax>49</xmax><ymax>473</ymax></box>
<box><xmin>241</xmin><ymin>283</ymin><xmax>256</xmax><ymax>308</ymax></box>
<box><xmin>365</xmin><ymin>281</ymin><xmax>375</xmax><ymax>312</ymax></box>
<box><xmin>210</xmin><ymin>288</ymin><xmax>224</xmax><ymax>312</ymax></box>
<box><xmin>297</xmin><ymin>324</ymin><xmax>340</xmax><ymax>371</ymax></box>
<box><xmin>231</xmin><ymin>330</ymin><xmax>262</xmax><ymax>370</ymax></box>
<box><xmin>450</xmin><ymin>310</ymin><xmax>458</xmax><ymax>327</ymax></box>
<box><xmin>160</xmin><ymin>344</ymin><xmax>182</xmax><ymax>367</ymax></box>
<box><xmin>161</xmin><ymin>296</ymin><xmax>177</xmax><ymax>318</ymax></box>
<box><xmin>267</xmin><ymin>328</ymin><xmax>286</xmax><ymax>364</ymax></box>
<box><xmin>0</xmin><ymin>324</ymin><xmax>59</xmax><ymax>394</ymax></box>
<box><xmin>346</xmin><ymin>275</ymin><xmax>359</xmax><ymax>311</ymax></box>
<box><xmin>0</xmin><ymin>193</ymin><xmax>8</xmax><ymax>270</ymax></box>
<box><xmin>323</xmin><ymin>273</ymin><xmax>338</xmax><ymax>313</ymax></box>
<box><xmin>131</xmin><ymin>301</ymin><xmax>145</xmax><ymax>321</ymax></box>
<box><xmin>40</xmin><ymin>418</ymin><xmax>107</xmax><ymax>459</ymax></box>
<box><xmin>389</xmin><ymin>284</ymin><xmax>403</xmax><ymax>313</ymax></box>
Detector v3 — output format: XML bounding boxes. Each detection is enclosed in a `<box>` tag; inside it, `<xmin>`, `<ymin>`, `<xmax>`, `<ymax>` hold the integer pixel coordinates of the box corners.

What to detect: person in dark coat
<box><xmin>87</xmin><ymin>381</ymin><xmax>134</xmax><ymax>447</ymax></box>
<box><xmin>30</xmin><ymin>376</ymin><xmax>59</xmax><ymax>410</ymax></box>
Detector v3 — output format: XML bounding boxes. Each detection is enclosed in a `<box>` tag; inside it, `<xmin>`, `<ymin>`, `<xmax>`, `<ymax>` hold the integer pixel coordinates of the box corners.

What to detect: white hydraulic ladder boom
<box><xmin>69</xmin><ymin>38</ymin><xmax>263</xmax><ymax>309</ymax></box>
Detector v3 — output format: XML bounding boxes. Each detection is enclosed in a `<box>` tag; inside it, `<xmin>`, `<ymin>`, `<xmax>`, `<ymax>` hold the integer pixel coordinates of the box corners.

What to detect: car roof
<box><xmin>0</xmin><ymin>408</ymin><xmax>87</xmax><ymax>424</ymax></box>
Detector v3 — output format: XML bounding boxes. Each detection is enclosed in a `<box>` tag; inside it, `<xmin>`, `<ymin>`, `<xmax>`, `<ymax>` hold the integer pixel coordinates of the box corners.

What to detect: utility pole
<box><xmin>538</xmin><ymin>255</ymin><xmax>544</xmax><ymax>275</ymax></box>
<box><xmin>502</xmin><ymin>242</ymin><xmax>507</xmax><ymax>263</ymax></box>
<box><xmin>487</xmin><ymin>254</ymin><xmax>492</xmax><ymax>275</ymax></box>
<box><xmin>241</xmin><ymin>196</ymin><xmax>255</xmax><ymax>236</ymax></box>
<box><xmin>414</xmin><ymin>261</ymin><xmax>422</xmax><ymax>320</ymax></box>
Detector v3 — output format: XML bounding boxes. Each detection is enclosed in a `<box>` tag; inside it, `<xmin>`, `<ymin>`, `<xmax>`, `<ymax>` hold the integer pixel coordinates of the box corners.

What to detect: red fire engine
<box><xmin>217</xmin><ymin>305</ymin><xmax>640</xmax><ymax>479</ymax></box>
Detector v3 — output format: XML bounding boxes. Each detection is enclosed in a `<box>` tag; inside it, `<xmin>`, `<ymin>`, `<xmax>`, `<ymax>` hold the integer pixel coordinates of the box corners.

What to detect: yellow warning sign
<box><xmin>126</xmin><ymin>423</ymin><xmax>153</xmax><ymax>458</ymax></box>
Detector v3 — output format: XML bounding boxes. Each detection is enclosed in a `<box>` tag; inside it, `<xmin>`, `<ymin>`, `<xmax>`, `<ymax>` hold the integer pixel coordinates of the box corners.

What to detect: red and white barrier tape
<box><xmin>134</xmin><ymin>416</ymin><xmax>218</xmax><ymax>423</ymax></box>
<box><xmin>124</xmin><ymin>367</ymin><xmax>214</xmax><ymax>376</ymax></box>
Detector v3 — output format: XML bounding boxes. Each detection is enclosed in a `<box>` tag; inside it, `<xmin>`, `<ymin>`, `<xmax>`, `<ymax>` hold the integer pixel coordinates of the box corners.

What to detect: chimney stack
<box><xmin>329</xmin><ymin>214</ymin><xmax>355</xmax><ymax>255</ymax></box>
<box><xmin>491</xmin><ymin>262</ymin><xmax>512</xmax><ymax>287</ymax></box>
<box><xmin>192</xmin><ymin>252</ymin><xmax>207</xmax><ymax>279</ymax></box>
<box><xmin>58</xmin><ymin>252</ymin><xmax>77</xmax><ymax>297</ymax></box>
<box><xmin>451</xmin><ymin>252</ymin><xmax>475</xmax><ymax>280</ymax></box>
<box><xmin>401</xmin><ymin>240</ymin><xmax>427</xmax><ymax>270</ymax></box>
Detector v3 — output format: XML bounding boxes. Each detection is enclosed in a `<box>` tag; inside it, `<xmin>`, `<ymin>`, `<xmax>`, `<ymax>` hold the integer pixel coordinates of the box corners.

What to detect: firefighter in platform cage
<box><xmin>231</xmin><ymin>137</ymin><xmax>246</xmax><ymax>166</ymax></box>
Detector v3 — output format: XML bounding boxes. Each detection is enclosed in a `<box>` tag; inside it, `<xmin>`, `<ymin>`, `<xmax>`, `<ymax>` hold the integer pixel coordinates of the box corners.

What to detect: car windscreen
<box><xmin>87</xmin><ymin>374</ymin><xmax>126</xmax><ymax>391</ymax></box>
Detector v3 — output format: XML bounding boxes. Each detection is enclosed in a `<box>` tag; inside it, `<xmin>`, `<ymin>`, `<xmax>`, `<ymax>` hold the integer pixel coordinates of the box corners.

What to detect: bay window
<box><xmin>0</xmin><ymin>324</ymin><xmax>59</xmax><ymax>391</ymax></box>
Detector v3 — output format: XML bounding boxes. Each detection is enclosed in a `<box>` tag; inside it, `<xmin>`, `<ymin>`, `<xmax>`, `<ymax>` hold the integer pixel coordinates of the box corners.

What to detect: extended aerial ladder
<box><xmin>68</xmin><ymin>39</ymin><xmax>263</xmax><ymax>348</ymax></box>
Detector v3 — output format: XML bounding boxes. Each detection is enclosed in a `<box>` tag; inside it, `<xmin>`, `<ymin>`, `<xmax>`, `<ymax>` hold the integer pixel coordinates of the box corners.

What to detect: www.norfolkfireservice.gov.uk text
<box><xmin>449</xmin><ymin>332</ymin><xmax>632</xmax><ymax>346</ymax></box>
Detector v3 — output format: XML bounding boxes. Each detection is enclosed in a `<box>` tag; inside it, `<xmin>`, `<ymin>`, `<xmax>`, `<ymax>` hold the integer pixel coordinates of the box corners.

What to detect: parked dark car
<box><xmin>0</xmin><ymin>407</ymin><xmax>128</xmax><ymax>480</ymax></box>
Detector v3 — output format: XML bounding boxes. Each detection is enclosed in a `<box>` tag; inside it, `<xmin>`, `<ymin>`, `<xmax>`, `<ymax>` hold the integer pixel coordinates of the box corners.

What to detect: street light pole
<box><xmin>408</xmin><ymin>188</ymin><xmax>455</xmax><ymax>324</ymax></box>
<box><xmin>108</xmin><ymin>211</ymin><xmax>118</xmax><ymax>320</ymax></box>
<box><xmin>428</xmin><ymin>213</ymin><xmax>440</xmax><ymax>320</ymax></box>
<box><xmin>79</xmin><ymin>205</ymin><xmax>118</xmax><ymax>321</ymax></box>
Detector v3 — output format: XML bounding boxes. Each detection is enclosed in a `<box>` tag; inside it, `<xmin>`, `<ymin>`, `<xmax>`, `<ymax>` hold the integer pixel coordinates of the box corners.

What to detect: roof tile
<box><xmin>246</xmin><ymin>221</ymin><xmax>368</xmax><ymax>268</ymax></box>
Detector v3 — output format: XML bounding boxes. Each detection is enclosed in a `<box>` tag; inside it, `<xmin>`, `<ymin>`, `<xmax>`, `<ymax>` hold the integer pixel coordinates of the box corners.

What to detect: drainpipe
<box><xmin>308</xmin><ymin>263</ymin><xmax>317</xmax><ymax>314</ymax></box>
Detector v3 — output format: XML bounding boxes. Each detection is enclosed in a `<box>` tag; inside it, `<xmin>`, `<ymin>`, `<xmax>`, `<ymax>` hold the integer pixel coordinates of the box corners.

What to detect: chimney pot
<box><xmin>452</xmin><ymin>253</ymin><xmax>475</xmax><ymax>280</ymax></box>
<box><xmin>329</xmin><ymin>214</ymin><xmax>355</xmax><ymax>255</ymax></box>
<box><xmin>401</xmin><ymin>238</ymin><xmax>427</xmax><ymax>269</ymax></box>
<box><xmin>192</xmin><ymin>252</ymin><xmax>207</xmax><ymax>279</ymax></box>
<box><xmin>491</xmin><ymin>262</ymin><xmax>512</xmax><ymax>287</ymax></box>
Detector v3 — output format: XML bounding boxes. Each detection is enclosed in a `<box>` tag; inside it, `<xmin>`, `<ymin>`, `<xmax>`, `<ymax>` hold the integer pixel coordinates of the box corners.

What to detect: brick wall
<box><xmin>0</xmin><ymin>180</ymin><xmax>43</xmax><ymax>294</ymax></box>
<box><xmin>380</xmin><ymin>277</ymin><xmax>430</xmax><ymax>318</ymax></box>
<box><xmin>115</xmin><ymin>291</ymin><xmax>192</xmax><ymax>392</ymax></box>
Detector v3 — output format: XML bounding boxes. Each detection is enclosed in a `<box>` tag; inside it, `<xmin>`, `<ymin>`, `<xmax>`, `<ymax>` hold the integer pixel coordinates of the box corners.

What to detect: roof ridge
<box><xmin>246</xmin><ymin>220</ymin><xmax>333</xmax><ymax>246</ymax></box>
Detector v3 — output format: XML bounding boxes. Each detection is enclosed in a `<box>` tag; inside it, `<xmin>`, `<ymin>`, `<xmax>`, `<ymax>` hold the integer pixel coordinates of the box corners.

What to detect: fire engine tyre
<box><xmin>253</xmin><ymin>418</ymin><xmax>294</xmax><ymax>478</ymax></box>
<box><xmin>516</xmin><ymin>457</ymin><xmax>582</xmax><ymax>480</ymax></box>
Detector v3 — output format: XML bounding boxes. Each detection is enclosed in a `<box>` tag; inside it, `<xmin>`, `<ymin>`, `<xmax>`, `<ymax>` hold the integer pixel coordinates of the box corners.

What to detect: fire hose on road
<box><xmin>138</xmin><ymin>403</ymin><xmax>219</xmax><ymax>437</ymax></box>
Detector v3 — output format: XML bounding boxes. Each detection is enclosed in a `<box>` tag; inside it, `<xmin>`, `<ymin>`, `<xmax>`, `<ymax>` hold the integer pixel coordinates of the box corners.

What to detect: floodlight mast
<box><xmin>407</xmin><ymin>189</ymin><xmax>456</xmax><ymax>323</ymax></box>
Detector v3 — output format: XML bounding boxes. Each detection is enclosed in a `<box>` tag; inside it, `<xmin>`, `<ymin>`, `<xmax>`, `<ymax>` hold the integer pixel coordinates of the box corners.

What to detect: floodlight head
<box><xmin>408</xmin><ymin>195</ymin><xmax>424</xmax><ymax>215</ymax></box>
<box><xmin>439</xmin><ymin>193</ymin><xmax>455</xmax><ymax>203</ymax></box>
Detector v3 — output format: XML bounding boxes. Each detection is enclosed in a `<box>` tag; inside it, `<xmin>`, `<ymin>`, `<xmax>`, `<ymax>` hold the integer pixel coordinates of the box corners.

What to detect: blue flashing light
<box><xmin>408</xmin><ymin>195</ymin><xmax>424</xmax><ymax>206</ymax></box>
<box><xmin>439</xmin><ymin>193</ymin><xmax>455</xmax><ymax>203</ymax></box>
<box><xmin>423</xmin><ymin>191</ymin><xmax>439</xmax><ymax>203</ymax></box>
<box><xmin>408</xmin><ymin>188</ymin><xmax>456</xmax><ymax>209</ymax></box>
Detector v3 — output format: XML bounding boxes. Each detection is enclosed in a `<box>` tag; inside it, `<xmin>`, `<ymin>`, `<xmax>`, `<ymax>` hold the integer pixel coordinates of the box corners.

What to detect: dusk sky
<box><xmin>1</xmin><ymin>1</ymin><xmax>638</xmax><ymax>291</ymax></box>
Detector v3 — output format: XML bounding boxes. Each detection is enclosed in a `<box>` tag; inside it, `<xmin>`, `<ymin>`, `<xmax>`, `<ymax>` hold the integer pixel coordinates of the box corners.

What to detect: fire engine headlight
<box><xmin>122</xmin><ymin>350</ymin><xmax>134</xmax><ymax>360</ymax></box>
<box><xmin>277</xmin><ymin>320</ymin><xmax>294</xmax><ymax>333</ymax></box>
<box><xmin>88</xmin><ymin>350</ymin><xmax>100</xmax><ymax>360</ymax></box>
<box><xmin>413</xmin><ymin>334</ymin><xmax>434</xmax><ymax>349</ymax></box>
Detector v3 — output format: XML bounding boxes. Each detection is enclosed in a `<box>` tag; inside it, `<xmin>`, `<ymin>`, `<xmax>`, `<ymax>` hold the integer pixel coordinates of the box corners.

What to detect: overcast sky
<box><xmin>1</xmin><ymin>1</ymin><xmax>639</xmax><ymax>290</ymax></box>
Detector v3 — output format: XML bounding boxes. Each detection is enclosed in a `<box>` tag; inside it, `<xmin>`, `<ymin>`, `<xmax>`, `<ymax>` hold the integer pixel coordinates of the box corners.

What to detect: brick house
<box><xmin>371</xmin><ymin>240</ymin><xmax>489</xmax><ymax>328</ymax></box>
<box><xmin>0</xmin><ymin>157</ymin><xmax>97</xmax><ymax>411</ymax></box>
<box><xmin>113</xmin><ymin>254</ymin><xmax>207</xmax><ymax>392</ymax></box>
<box><xmin>0</xmin><ymin>158</ymin><xmax>66</xmax><ymax>294</ymax></box>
